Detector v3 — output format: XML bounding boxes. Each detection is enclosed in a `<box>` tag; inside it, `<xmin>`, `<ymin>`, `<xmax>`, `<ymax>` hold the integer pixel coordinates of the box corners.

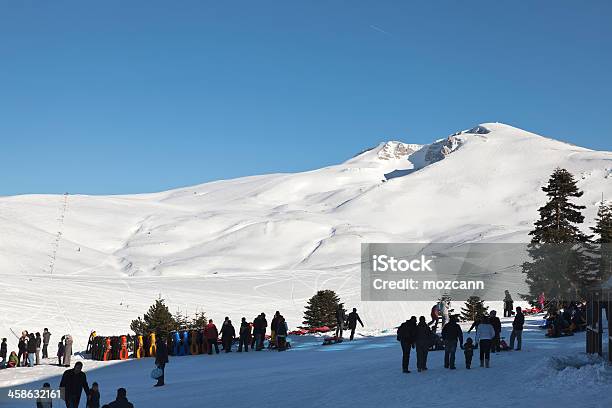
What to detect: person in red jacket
<box><xmin>204</xmin><ymin>320</ymin><xmax>219</xmax><ymax>355</ymax></box>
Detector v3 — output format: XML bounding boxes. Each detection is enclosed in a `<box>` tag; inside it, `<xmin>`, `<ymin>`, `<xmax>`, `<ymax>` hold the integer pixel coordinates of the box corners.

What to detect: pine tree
<box><xmin>522</xmin><ymin>168</ymin><xmax>593</xmax><ymax>306</ymax></box>
<box><xmin>130</xmin><ymin>298</ymin><xmax>177</xmax><ymax>337</ymax></box>
<box><xmin>591</xmin><ymin>201</ymin><xmax>612</xmax><ymax>283</ymax></box>
<box><xmin>302</xmin><ymin>290</ymin><xmax>341</xmax><ymax>329</ymax></box>
<box><xmin>188</xmin><ymin>311</ymin><xmax>208</xmax><ymax>330</ymax></box>
<box><xmin>460</xmin><ymin>296</ymin><xmax>488</xmax><ymax>322</ymax></box>
<box><xmin>173</xmin><ymin>310</ymin><xmax>189</xmax><ymax>331</ymax></box>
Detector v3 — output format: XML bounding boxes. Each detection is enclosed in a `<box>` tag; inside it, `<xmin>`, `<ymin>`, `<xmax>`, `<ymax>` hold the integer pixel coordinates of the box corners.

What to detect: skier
<box><xmin>59</xmin><ymin>361</ymin><xmax>90</xmax><ymax>408</ymax></box>
<box><xmin>276</xmin><ymin>315</ymin><xmax>289</xmax><ymax>351</ymax></box>
<box><xmin>238</xmin><ymin>317</ymin><xmax>251</xmax><ymax>352</ymax></box>
<box><xmin>347</xmin><ymin>308</ymin><xmax>364</xmax><ymax>340</ymax></box>
<box><xmin>488</xmin><ymin>310</ymin><xmax>501</xmax><ymax>353</ymax></box>
<box><xmin>42</xmin><ymin>328</ymin><xmax>51</xmax><ymax>359</ymax></box>
<box><xmin>154</xmin><ymin>334</ymin><xmax>169</xmax><ymax>387</ymax></box>
<box><xmin>510</xmin><ymin>306</ymin><xmax>525</xmax><ymax>351</ymax></box>
<box><xmin>26</xmin><ymin>333</ymin><xmax>37</xmax><ymax>367</ymax></box>
<box><xmin>475</xmin><ymin>316</ymin><xmax>495</xmax><ymax>368</ymax></box>
<box><xmin>87</xmin><ymin>382</ymin><xmax>100</xmax><ymax>408</ymax></box>
<box><xmin>205</xmin><ymin>319</ymin><xmax>219</xmax><ymax>354</ymax></box>
<box><xmin>441</xmin><ymin>316</ymin><xmax>463</xmax><ymax>369</ymax></box>
<box><xmin>0</xmin><ymin>338</ymin><xmax>6</xmax><ymax>365</ymax></box>
<box><xmin>415</xmin><ymin>316</ymin><xmax>433</xmax><ymax>372</ymax></box>
<box><xmin>105</xmin><ymin>388</ymin><xmax>134</xmax><ymax>408</ymax></box>
<box><xmin>220</xmin><ymin>319</ymin><xmax>235</xmax><ymax>353</ymax></box>
<box><xmin>63</xmin><ymin>334</ymin><xmax>74</xmax><ymax>367</ymax></box>
<box><xmin>462</xmin><ymin>337</ymin><xmax>474</xmax><ymax>369</ymax></box>
<box><xmin>35</xmin><ymin>332</ymin><xmax>42</xmax><ymax>365</ymax></box>
<box><xmin>503</xmin><ymin>290</ymin><xmax>514</xmax><ymax>317</ymax></box>
<box><xmin>396</xmin><ymin>316</ymin><xmax>417</xmax><ymax>373</ymax></box>
<box><xmin>57</xmin><ymin>338</ymin><xmax>65</xmax><ymax>366</ymax></box>
<box><xmin>335</xmin><ymin>304</ymin><xmax>346</xmax><ymax>340</ymax></box>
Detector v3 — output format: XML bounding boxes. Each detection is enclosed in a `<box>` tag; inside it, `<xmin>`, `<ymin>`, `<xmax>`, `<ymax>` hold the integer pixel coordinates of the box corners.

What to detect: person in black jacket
<box><xmin>489</xmin><ymin>310</ymin><xmax>502</xmax><ymax>353</ymax></box>
<box><xmin>0</xmin><ymin>338</ymin><xmax>7</xmax><ymax>364</ymax></box>
<box><xmin>105</xmin><ymin>388</ymin><xmax>134</xmax><ymax>408</ymax></box>
<box><xmin>510</xmin><ymin>306</ymin><xmax>525</xmax><ymax>350</ymax></box>
<box><xmin>396</xmin><ymin>316</ymin><xmax>417</xmax><ymax>373</ymax></box>
<box><xmin>335</xmin><ymin>304</ymin><xmax>346</xmax><ymax>340</ymax></box>
<box><xmin>42</xmin><ymin>328</ymin><xmax>51</xmax><ymax>359</ymax></box>
<box><xmin>60</xmin><ymin>361</ymin><xmax>90</xmax><ymax>408</ymax></box>
<box><xmin>503</xmin><ymin>290</ymin><xmax>514</xmax><ymax>317</ymax></box>
<box><xmin>18</xmin><ymin>334</ymin><xmax>27</xmax><ymax>367</ymax></box>
<box><xmin>253</xmin><ymin>313</ymin><xmax>267</xmax><ymax>351</ymax></box>
<box><xmin>238</xmin><ymin>317</ymin><xmax>251</xmax><ymax>352</ymax></box>
<box><xmin>347</xmin><ymin>308</ymin><xmax>364</xmax><ymax>341</ymax></box>
<box><xmin>441</xmin><ymin>316</ymin><xmax>463</xmax><ymax>369</ymax></box>
<box><xmin>220</xmin><ymin>320</ymin><xmax>235</xmax><ymax>353</ymax></box>
<box><xmin>415</xmin><ymin>316</ymin><xmax>433</xmax><ymax>372</ymax></box>
<box><xmin>154</xmin><ymin>334</ymin><xmax>169</xmax><ymax>387</ymax></box>
<box><xmin>26</xmin><ymin>333</ymin><xmax>37</xmax><ymax>367</ymax></box>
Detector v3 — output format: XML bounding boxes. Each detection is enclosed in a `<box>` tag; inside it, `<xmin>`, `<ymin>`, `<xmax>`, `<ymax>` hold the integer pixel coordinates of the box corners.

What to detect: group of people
<box><xmin>396</xmin><ymin>306</ymin><xmax>526</xmax><ymax>373</ymax></box>
<box><xmin>335</xmin><ymin>304</ymin><xmax>364</xmax><ymax>341</ymax></box>
<box><xmin>0</xmin><ymin>329</ymin><xmax>72</xmax><ymax>369</ymax></box>
<box><xmin>543</xmin><ymin>301</ymin><xmax>587</xmax><ymax>337</ymax></box>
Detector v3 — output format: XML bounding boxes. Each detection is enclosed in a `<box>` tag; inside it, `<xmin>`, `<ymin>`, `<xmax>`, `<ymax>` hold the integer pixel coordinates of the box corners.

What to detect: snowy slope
<box><xmin>0</xmin><ymin>123</ymin><xmax>611</xmax><ymax>346</ymax></box>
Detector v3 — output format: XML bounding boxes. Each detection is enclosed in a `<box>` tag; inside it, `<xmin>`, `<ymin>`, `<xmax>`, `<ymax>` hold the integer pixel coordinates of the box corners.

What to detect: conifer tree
<box><xmin>591</xmin><ymin>201</ymin><xmax>612</xmax><ymax>282</ymax></box>
<box><xmin>130</xmin><ymin>298</ymin><xmax>177</xmax><ymax>337</ymax></box>
<box><xmin>460</xmin><ymin>296</ymin><xmax>488</xmax><ymax>322</ymax></box>
<box><xmin>188</xmin><ymin>311</ymin><xmax>208</xmax><ymax>330</ymax></box>
<box><xmin>302</xmin><ymin>290</ymin><xmax>341</xmax><ymax>329</ymax></box>
<box><xmin>522</xmin><ymin>168</ymin><xmax>593</xmax><ymax>306</ymax></box>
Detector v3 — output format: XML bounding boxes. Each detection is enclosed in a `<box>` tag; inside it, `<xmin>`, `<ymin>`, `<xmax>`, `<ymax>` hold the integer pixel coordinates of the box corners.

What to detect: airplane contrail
<box><xmin>369</xmin><ymin>24</ymin><xmax>391</xmax><ymax>35</ymax></box>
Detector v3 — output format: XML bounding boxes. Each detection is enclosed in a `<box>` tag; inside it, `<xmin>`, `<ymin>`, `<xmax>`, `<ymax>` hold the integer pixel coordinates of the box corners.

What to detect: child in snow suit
<box><xmin>87</xmin><ymin>382</ymin><xmax>100</xmax><ymax>408</ymax></box>
<box><xmin>463</xmin><ymin>337</ymin><xmax>474</xmax><ymax>369</ymax></box>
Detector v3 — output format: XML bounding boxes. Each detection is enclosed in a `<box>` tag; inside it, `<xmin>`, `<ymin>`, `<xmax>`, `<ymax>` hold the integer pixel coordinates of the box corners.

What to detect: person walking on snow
<box><xmin>462</xmin><ymin>338</ymin><xmax>475</xmax><ymax>369</ymax></box>
<box><xmin>35</xmin><ymin>332</ymin><xmax>42</xmax><ymax>365</ymax></box>
<box><xmin>397</xmin><ymin>316</ymin><xmax>417</xmax><ymax>373</ymax></box>
<box><xmin>205</xmin><ymin>319</ymin><xmax>219</xmax><ymax>354</ymax></box>
<box><xmin>57</xmin><ymin>338</ymin><xmax>65</xmax><ymax>366</ymax></box>
<box><xmin>154</xmin><ymin>334</ymin><xmax>169</xmax><ymax>387</ymax></box>
<box><xmin>503</xmin><ymin>290</ymin><xmax>514</xmax><ymax>317</ymax></box>
<box><xmin>59</xmin><ymin>361</ymin><xmax>89</xmax><ymax>408</ymax></box>
<box><xmin>335</xmin><ymin>304</ymin><xmax>346</xmax><ymax>340</ymax></box>
<box><xmin>415</xmin><ymin>316</ymin><xmax>433</xmax><ymax>372</ymax></box>
<box><xmin>475</xmin><ymin>316</ymin><xmax>495</xmax><ymax>368</ymax></box>
<box><xmin>220</xmin><ymin>319</ymin><xmax>235</xmax><ymax>353</ymax></box>
<box><xmin>441</xmin><ymin>315</ymin><xmax>463</xmax><ymax>369</ymax></box>
<box><xmin>347</xmin><ymin>308</ymin><xmax>364</xmax><ymax>340</ymax></box>
<box><xmin>63</xmin><ymin>334</ymin><xmax>73</xmax><ymax>367</ymax></box>
<box><xmin>42</xmin><ymin>328</ymin><xmax>51</xmax><ymax>359</ymax></box>
<box><xmin>510</xmin><ymin>306</ymin><xmax>525</xmax><ymax>351</ymax></box>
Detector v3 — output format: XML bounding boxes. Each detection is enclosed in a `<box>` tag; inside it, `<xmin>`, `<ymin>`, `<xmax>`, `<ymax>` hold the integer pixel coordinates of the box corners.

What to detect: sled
<box><xmin>309</xmin><ymin>326</ymin><xmax>331</xmax><ymax>334</ymax></box>
<box><xmin>322</xmin><ymin>336</ymin><xmax>343</xmax><ymax>345</ymax></box>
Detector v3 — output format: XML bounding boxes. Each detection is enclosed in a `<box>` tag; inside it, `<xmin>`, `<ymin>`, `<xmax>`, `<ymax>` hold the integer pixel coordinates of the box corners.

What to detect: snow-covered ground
<box><xmin>1</xmin><ymin>316</ymin><xmax>610</xmax><ymax>408</ymax></box>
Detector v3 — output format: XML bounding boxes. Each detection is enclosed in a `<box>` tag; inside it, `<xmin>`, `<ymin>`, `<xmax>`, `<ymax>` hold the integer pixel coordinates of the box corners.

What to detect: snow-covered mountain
<box><xmin>0</xmin><ymin>123</ymin><xmax>610</xmax><ymax>345</ymax></box>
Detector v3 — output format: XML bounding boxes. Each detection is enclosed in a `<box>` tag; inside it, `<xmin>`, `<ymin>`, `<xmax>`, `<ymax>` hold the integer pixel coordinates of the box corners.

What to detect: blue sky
<box><xmin>1</xmin><ymin>1</ymin><xmax>611</xmax><ymax>195</ymax></box>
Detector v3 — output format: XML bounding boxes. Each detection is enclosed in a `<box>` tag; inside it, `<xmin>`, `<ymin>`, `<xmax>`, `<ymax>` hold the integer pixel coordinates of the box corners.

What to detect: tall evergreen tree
<box><xmin>460</xmin><ymin>296</ymin><xmax>488</xmax><ymax>322</ymax></box>
<box><xmin>130</xmin><ymin>298</ymin><xmax>177</xmax><ymax>337</ymax></box>
<box><xmin>188</xmin><ymin>311</ymin><xmax>208</xmax><ymax>330</ymax></box>
<box><xmin>591</xmin><ymin>201</ymin><xmax>612</xmax><ymax>283</ymax></box>
<box><xmin>302</xmin><ymin>290</ymin><xmax>341</xmax><ymax>329</ymax></box>
<box><xmin>522</xmin><ymin>168</ymin><xmax>593</xmax><ymax>306</ymax></box>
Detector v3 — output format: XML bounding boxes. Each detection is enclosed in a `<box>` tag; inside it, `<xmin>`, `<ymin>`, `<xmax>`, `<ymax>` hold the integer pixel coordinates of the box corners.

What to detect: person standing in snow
<box><xmin>57</xmin><ymin>337</ymin><xmax>65</xmax><ymax>366</ymax></box>
<box><xmin>347</xmin><ymin>308</ymin><xmax>364</xmax><ymax>340</ymax></box>
<box><xmin>238</xmin><ymin>317</ymin><xmax>251</xmax><ymax>352</ymax></box>
<box><xmin>415</xmin><ymin>316</ymin><xmax>433</xmax><ymax>372</ymax></box>
<box><xmin>18</xmin><ymin>333</ymin><xmax>28</xmax><ymax>367</ymax></box>
<box><xmin>253</xmin><ymin>313</ymin><xmax>267</xmax><ymax>350</ymax></box>
<box><xmin>270</xmin><ymin>311</ymin><xmax>281</xmax><ymax>348</ymax></box>
<box><xmin>63</xmin><ymin>335</ymin><xmax>73</xmax><ymax>367</ymax></box>
<box><xmin>0</xmin><ymin>338</ymin><xmax>7</xmax><ymax>365</ymax></box>
<box><xmin>105</xmin><ymin>387</ymin><xmax>134</xmax><ymax>408</ymax></box>
<box><xmin>510</xmin><ymin>306</ymin><xmax>525</xmax><ymax>351</ymax></box>
<box><xmin>35</xmin><ymin>332</ymin><xmax>42</xmax><ymax>365</ymax></box>
<box><xmin>503</xmin><ymin>290</ymin><xmax>514</xmax><ymax>317</ymax></box>
<box><xmin>220</xmin><ymin>319</ymin><xmax>235</xmax><ymax>353</ymax></box>
<box><xmin>36</xmin><ymin>382</ymin><xmax>53</xmax><ymax>408</ymax></box>
<box><xmin>27</xmin><ymin>333</ymin><xmax>37</xmax><ymax>367</ymax></box>
<box><xmin>428</xmin><ymin>303</ymin><xmax>440</xmax><ymax>329</ymax></box>
<box><xmin>488</xmin><ymin>311</ymin><xmax>501</xmax><ymax>353</ymax></box>
<box><xmin>335</xmin><ymin>304</ymin><xmax>346</xmax><ymax>340</ymax></box>
<box><xmin>154</xmin><ymin>334</ymin><xmax>169</xmax><ymax>387</ymax></box>
<box><xmin>220</xmin><ymin>317</ymin><xmax>230</xmax><ymax>350</ymax></box>
<box><xmin>462</xmin><ymin>338</ymin><xmax>475</xmax><ymax>369</ymax></box>
<box><xmin>538</xmin><ymin>292</ymin><xmax>546</xmax><ymax>311</ymax></box>
<box><xmin>276</xmin><ymin>315</ymin><xmax>289</xmax><ymax>351</ymax></box>
<box><xmin>60</xmin><ymin>361</ymin><xmax>90</xmax><ymax>408</ymax></box>
<box><xmin>205</xmin><ymin>319</ymin><xmax>219</xmax><ymax>354</ymax></box>
<box><xmin>441</xmin><ymin>315</ymin><xmax>463</xmax><ymax>369</ymax></box>
<box><xmin>475</xmin><ymin>316</ymin><xmax>495</xmax><ymax>368</ymax></box>
<box><xmin>397</xmin><ymin>316</ymin><xmax>417</xmax><ymax>373</ymax></box>
<box><xmin>42</xmin><ymin>328</ymin><xmax>51</xmax><ymax>359</ymax></box>
<box><xmin>87</xmin><ymin>382</ymin><xmax>100</xmax><ymax>408</ymax></box>
<box><xmin>440</xmin><ymin>300</ymin><xmax>450</xmax><ymax>328</ymax></box>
